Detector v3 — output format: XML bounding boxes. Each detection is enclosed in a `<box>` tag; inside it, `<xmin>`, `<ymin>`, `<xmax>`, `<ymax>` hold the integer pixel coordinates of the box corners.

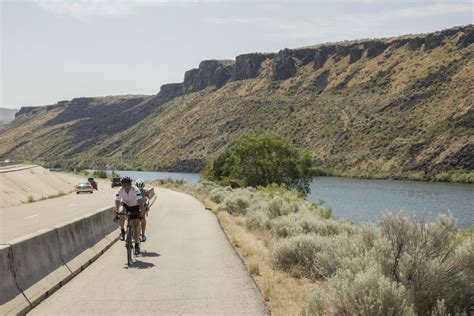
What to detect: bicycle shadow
<box><xmin>127</xmin><ymin>260</ymin><xmax>155</xmax><ymax>269</ymax></box>
<box><xmin>123</xmin><ymin>251</ymin><xmax>161</xmax><ymax>269</ymax></box>
<box><xmin>140</xmin><ymin>251</ymin><xmax>161</xmax><ymax>258</ymax></box>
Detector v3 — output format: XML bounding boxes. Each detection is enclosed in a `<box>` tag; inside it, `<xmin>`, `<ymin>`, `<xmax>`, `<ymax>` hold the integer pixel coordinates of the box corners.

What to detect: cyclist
<box><xmin>114</xmin><ymin>176</ymin><xmax>146</xmax><ymax>255</ymax></box>
<box><xmin>134</xmin><ymin>178</ymin><xmax>150</xmax><ymax>242</ymax></box>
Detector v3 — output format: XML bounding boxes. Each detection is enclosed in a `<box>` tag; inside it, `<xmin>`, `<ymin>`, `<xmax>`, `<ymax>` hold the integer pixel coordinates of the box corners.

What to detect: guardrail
<box><xmin>0</xmin><ymin>207</ymin><xmax>118</xmax><ymax>315</ymax></box>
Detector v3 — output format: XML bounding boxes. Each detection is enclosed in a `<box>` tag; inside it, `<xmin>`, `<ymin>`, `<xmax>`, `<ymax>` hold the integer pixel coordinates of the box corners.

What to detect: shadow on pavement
<box><xmin>140</xmin><ymin>251</ymin><xmax>161</xmax><ymax>257</ymax></box>
<box><xmin>125</xmin><ymin>260</ymin><xmax>156</xmax><ymax>269</ymax></box>
<box><xmin>122</xmin><ymin>251</ymin><xmax>160</xmax><ymax>269</ymax></box>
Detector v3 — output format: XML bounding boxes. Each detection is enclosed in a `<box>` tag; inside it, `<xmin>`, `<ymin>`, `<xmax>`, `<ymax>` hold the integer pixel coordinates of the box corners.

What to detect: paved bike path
<box><xmin>29</xmin><ymin>187</ymin><xmax>269</xmax><ymax>315</ymax></box>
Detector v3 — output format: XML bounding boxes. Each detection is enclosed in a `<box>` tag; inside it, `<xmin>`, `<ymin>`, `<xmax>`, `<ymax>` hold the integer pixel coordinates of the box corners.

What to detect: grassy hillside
<box><xmin>0</xmin><ymin>25</ymin><xmax>472</xmax><ymax>182</ymax></box>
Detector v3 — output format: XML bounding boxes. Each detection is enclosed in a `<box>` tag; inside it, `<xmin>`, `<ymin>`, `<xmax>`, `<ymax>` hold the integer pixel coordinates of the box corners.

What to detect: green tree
<box><xmin>203</xmin><ymin>133</ymin><xmax>317</xmax><ymax>195</ymax></box>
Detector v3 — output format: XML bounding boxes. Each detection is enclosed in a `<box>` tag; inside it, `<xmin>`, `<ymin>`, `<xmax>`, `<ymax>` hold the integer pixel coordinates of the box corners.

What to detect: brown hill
<box><xmin>1</xmin><ymin>25</ymin><xmax>473</xmax><ymax>182</ymax></box>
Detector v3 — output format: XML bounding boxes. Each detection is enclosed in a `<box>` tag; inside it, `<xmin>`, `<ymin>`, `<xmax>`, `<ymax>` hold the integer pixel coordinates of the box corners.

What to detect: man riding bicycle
<box><xmin>115</xmin><ymin>176</ymin><xmax>146</xmax><ymax>255</ymax></box>
<box><xmin>134</xmin><ymin>179</ymin><xmax>150</xmax><ymax>242</ymax></box>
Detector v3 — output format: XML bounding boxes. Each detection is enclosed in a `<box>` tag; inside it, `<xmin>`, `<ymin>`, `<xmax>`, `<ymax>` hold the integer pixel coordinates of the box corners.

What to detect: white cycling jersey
<box><xmin>115</xmin><ymin>185</ymin><xmax>142</xmax><ymax>206</ymax></box>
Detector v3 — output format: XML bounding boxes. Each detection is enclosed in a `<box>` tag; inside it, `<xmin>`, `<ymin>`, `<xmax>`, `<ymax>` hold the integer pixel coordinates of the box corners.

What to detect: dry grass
<box><xmin>203</xmin><ymin>197</ymin><xmax>313</xmax><ymax>315</ymax></box>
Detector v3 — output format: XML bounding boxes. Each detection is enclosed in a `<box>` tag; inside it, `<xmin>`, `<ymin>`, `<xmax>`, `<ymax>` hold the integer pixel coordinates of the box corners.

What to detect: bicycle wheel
<box><xmin>126</xmin><ymin>225</ymin><xmax>133</xmax><ymax>266</ymax></box>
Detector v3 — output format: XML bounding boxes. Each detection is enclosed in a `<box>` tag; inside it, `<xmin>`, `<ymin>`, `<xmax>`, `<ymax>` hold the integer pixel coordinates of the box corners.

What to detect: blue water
<box><xmin>91</xmin><ymin>170</ymin><xmax>473</xmax><ymax>228</ymax></box>
<box><xmin>86</xmin><ymin>169</ymin><xmax>200</xmax><ymax>183</ymax></box>
<box><xmin>308</xmin><ymin>177</ymin><xmax>473</xmax><ymax>228</ymax></box>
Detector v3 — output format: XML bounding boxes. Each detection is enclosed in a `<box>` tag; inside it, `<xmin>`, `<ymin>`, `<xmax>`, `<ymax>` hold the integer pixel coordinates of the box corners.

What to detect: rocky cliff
<box><xmin>2</xmin><ymin>25</ymin><xmax>473</xmax><ymax>181</ymax></box>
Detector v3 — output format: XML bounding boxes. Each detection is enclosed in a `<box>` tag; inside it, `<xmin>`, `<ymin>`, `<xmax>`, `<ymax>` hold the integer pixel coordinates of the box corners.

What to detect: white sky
<box><xmin>1</xmin><ymin>0</ymin><xmax>473</xmax><ymax>109</ymax></box>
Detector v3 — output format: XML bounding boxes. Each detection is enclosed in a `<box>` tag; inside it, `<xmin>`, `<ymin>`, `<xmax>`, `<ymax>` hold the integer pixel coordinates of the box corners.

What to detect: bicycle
<box><xmin>117</xmin><ymin>210</ymin><xmax>141</xmax><ymax>266</ymax></box>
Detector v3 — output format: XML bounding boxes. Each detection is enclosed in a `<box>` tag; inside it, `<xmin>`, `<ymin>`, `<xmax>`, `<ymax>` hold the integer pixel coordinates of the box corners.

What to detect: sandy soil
<box><xmin>0</xmin><ymin>165</ymin><xmax>83</xmax><ymax>208</ymax></box>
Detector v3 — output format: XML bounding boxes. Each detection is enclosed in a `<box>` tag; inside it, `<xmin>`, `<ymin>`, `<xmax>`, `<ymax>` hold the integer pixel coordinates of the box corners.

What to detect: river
<box><xmin>94</xmin><ymin>170</ymin><xmax>473</xmax><ymax>228</ymax></box>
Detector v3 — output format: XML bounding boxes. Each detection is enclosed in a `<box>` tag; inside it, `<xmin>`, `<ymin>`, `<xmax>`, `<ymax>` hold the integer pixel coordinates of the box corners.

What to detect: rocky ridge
<box><xmin>2</xmin><ymin>25</ymin><xmax>473</xmax><ymax>181</ymax></box>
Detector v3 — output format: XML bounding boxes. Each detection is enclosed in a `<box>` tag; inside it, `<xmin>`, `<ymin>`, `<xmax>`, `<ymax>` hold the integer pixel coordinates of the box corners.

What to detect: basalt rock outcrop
<box><xmin>313</xmin><ymin>46</ymin><xmax>333</xmax><ymax>68</ymax></box>
<box><xmin>293</xmin><ymin>49</ymin><xmax>317</xmax><ymax>66</ymax></box>
<box><xmin>147</xmin><ymin>24</ymin><xmax>473</xmax><ymax>102</ymax></box>
<box><xmin>424</xmin><ymin>34</ymin><xmax>446</xmax><ymax>50</ymax></box>
<box><xmin>157</xmin><ymin>83</ymin><xmax>183</xmax><ymax>100</ymax></box>
<box><xmin>182</xmin><ymin>60</ymin><xmax>235</xmax><ymax>93</ymax></box>
<box><xmin>272</xmin><ymin>49</ymin><xmax>297</xmax><ymax>80</ymax></box>
<box><xmin>233</xmin><ymin>53</ymin><xmax>275</xmax><ymax>80</ymax></box>
<box><xmin>364</xmin><ymin>41</ymin><xmax>387</xmax><ymax>58</ymax></box>
<box><xmin>15</xmin><ymin>106</ymin><xmax>38</xmax><ymax>117</ymax></box>
<box><xmin>457</xmin><ymin>28</ymin><xmax>474</xmax><ymax>47</ymax></box>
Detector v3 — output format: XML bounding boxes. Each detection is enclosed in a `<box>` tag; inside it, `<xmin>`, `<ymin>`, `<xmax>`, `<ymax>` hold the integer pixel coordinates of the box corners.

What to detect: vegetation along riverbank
<box><xmin>158</xmin><ymin>179</ymin><xmax>473</xmax><ymax>315</ymax></box>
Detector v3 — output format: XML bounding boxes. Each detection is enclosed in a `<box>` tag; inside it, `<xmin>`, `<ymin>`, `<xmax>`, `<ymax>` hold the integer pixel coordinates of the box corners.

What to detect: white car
<box><xmin>76</xmin><ymin>182</ymin><xmax>93</xmax><ymax>194</ymax></box>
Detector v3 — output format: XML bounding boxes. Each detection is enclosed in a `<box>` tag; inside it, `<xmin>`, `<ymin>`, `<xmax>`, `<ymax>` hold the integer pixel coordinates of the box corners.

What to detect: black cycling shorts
<box><xmin>123</xmin><ymin>204</ymin><xmax>141</xmax><ymax>220</ymax></box>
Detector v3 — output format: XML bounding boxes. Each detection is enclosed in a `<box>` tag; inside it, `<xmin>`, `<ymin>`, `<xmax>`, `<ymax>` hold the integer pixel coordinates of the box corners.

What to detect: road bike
<box><xmin>117</xmin><ymin>210</ymin><xmax>141</xmax><ymax>266</ymax></box>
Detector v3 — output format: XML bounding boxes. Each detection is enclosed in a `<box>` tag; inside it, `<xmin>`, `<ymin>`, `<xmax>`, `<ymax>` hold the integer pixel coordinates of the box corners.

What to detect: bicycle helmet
<box><xmin>120</xmin><ymin>176</ymin><xmax>132</xmax><ymax>184</ymax></box>
<box><xmin>135</xmin><ymin>178</ymin><xmax>145</xmax><ymax>189</ymax></box>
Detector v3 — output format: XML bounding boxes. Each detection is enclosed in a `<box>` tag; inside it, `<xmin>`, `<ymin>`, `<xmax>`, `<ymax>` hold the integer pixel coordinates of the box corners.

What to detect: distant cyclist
<box><xmin>135</xmin><ymin>179</ymin><xmax>150</xmax><ymax>242</ymax></box>
<box><xmin>114</xmin><ymin>176</ymin><xmax>146</xmax><ymax>255</ymax></box>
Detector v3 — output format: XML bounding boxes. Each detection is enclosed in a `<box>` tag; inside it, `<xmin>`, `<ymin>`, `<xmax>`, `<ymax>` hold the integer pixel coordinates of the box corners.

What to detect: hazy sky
<box><xmin>1</xmin><ymin>0</ymin><xmax>472</xmax><ymax>109</ymax></box>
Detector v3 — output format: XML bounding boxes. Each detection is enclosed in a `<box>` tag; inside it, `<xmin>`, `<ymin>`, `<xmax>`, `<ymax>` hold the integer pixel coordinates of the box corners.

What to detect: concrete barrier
<box><xmin>55</xmin><ymin>217</ymin><xmax>96</xmax><ymax>275</ymax></box>
<box><xmin>0</xmin><ymin>207</ymin><xmax>119</xmax><ymax>314</ymax></box>
<box><xmin>56</xmin><ymin>208</ymin><xmax>117</xmax><ymax>275</ymax></box>
<box><xmin>83</xmin><ymin>207</ymin><xmax>118</xmax><ymax>258</ymax></box>
<box><xmin>0</xmin><ymin>245</ymin><xmax>30</xmax><ymax>315</ymax></box>
<box><xmin>8</xmin><ymin>229</ymin><xmax>72</xmax><ymax>309</ymax></box>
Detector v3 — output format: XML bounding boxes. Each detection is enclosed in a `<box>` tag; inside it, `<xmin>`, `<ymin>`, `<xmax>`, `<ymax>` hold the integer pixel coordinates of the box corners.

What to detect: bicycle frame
<box><xmin>117</xmin><ymin>210</ymin><xmax>140</xmax><ymax>266</ymax></box>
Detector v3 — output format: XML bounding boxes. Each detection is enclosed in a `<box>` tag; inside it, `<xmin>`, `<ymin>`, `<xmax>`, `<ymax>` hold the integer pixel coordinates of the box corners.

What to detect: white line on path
<box><xmin>24</xmin><ymin>214</ymin><xmax>39</xmax><ymax>219</ymax></box>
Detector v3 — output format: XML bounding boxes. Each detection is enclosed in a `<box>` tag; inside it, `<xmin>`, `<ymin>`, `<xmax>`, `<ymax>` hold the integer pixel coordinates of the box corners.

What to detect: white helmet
<box><xmin>135</xmin><ymin>179</ymin><xmax>145</xmax><ymax>189</ymax></box>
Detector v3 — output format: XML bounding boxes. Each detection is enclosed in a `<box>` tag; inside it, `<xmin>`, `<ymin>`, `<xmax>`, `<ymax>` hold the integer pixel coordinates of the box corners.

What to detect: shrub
<box><xmin>270</xmin><ymin>211</ymin><xmax>354</xmax><ymax>238</ymax></box>
<box><xmin>267</xmin><ymin>196</ymin><xmax>298</xmax><ymax>218</ymax></box>
<box><xmin>163</xmin><ymin>177</ymin><xmax>174</xmax><ymax>184</ymax></box>
<box><xmin>318</xmin><ymin>206</ymin><xmax>332</xmax><ymax>219</ymax></box>
<box><xmin>175</xmin><ymin>179</ymin><xmax>186</xmax><ymax>185</ymax></box>
<box><xmin>93</xmin><ymin>169</ymin><xmax>107</xmax><ymax>179</ymax></box>
<box><xmin>379</xmin><ymin>212</ymin><xmax>463</xmax><ymax>315</ymax></box>
<box><xmin>208</xmin><ymin>187</ymin><xmax>232</xmax><ymax>203</ymax></box>
<box><xmin>313</xmin><ymin>233</ymin><xmax>373</xmax><ymax>278</ymax></box>
<box><xmin>304</xmin><ymin>286</ymin><xmax>330</xmax><ymax>315</ymax></box>
<box><xmin>218</xmin><ymin>192</ymin><xmax>251</xmax><ymax>215</ymax></box>
<box><xmin>272</xmin><ymin>234</ymin><xmax>323</xmax><ymax>279</ymax></box>
<box><xmin>257</xmin><ymin>183</ymin><xmax>304</xmax><ymax>200</ymax></box>
<box><xmin>245</xmin><ymin>208</ymin><xmax>270</xmax><ymax>231</ymax></box>
<box><xmin>431</xmin><ymin>299</ymin><xmax>448</xmax><ymax>316</ymax></box>
<box><xmin>203</xmin><ymin>133</ymin><xmax>317</xmax><ymax>195</ymax></box>
<box><xmin>446</xmin><ymin>237</ymin><xmax>474</xmax><ymax>314</ymax></box>
<box><xmin>301</xmin><ymin>216</ymin><xmax>354</xmax><ymax>236</ymax></box>
<box><xmin>193</xmin><ymin>181</ymin><xmax>220</xmax><ymax>195</ymax></box>
<box><xmin>270</xmin><ymin>215</ymin><xmax>304</xmax><ymax>237</ymax></box>
<box><xmin>273</xmin><ymin>226</ymin><xmax>390</xmax><ymax>281</ymax></box>
<box><xmin>323</xmin><ymin>267</ymin><xmax>416</xmax><ymax>316</ymax></box>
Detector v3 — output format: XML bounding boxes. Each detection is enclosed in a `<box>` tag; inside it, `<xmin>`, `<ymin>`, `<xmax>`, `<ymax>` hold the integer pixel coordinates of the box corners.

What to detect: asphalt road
<box><xmin>0</xmin><ymin>178</ymin><xmax>117</xmax><ymax>243</ymax></box>
<box><xmin>28</xmin><ymin>187</ymin><xmax>269</xmax><ymax>315</ymax></box>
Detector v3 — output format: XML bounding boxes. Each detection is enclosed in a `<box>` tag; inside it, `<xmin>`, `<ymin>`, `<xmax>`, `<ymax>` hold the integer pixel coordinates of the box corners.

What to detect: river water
<box><xmin>96</xmin><ymin>170</ymin><xmax>473</xmax><ymax>228</ymax></box>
